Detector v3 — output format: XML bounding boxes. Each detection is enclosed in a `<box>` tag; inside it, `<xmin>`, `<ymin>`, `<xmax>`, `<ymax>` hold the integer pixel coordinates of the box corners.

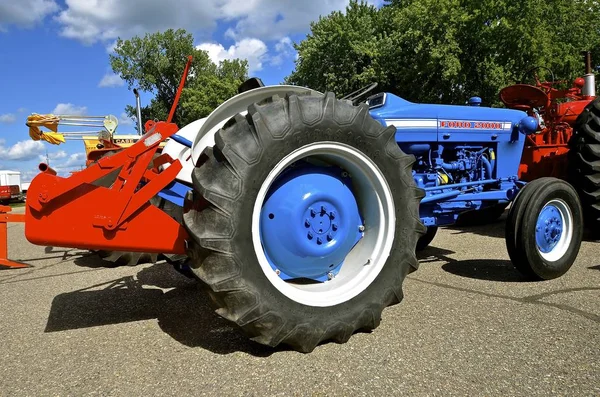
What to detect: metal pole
<box><xmin>134</xmin><ymin>88</ymin><xmax>143</xmax><ymax>135</ymax></box>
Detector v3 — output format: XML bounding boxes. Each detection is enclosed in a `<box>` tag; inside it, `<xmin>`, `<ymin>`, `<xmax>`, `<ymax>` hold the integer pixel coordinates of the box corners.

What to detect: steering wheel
<box><xmin>341</xmin><ymin>83</ymin><xmax>379</xmax><ymax>105</ymax></box>
<box><xmin>520</xmin><ymin>66</ymin><xmax>555</xmax><ymax>88</ymax></box>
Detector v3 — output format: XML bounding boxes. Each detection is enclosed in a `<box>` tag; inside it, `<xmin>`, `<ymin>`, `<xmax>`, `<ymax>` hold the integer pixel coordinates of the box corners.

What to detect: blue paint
<box><xmin>260</xmin><ymin>163</ymin><xmax>363</xmax><ymax>282</ymax></box>
<box><xmin>518</xmin><ymin>116</ymin><xmax>539</xmax><ymax>135</ymax></box>
<box><xmin>170</xmin><ymin>134</ymin><xmax>193</xmax><ymax>148</ymax></box>
<box><xmin>158</xmin><ymin>180</ymin><xmax>192</xmax><ymax>208</ymax></box>
<box><xmin>468</xmin><ymin>97</ymin><xmax>482</xmax><ymax>106</ymax></box>
<box><xmin>535</xmin><ymin>204</ymin><xmax>563</xmax><ymax>253</ymax></box>
<box><xmin>367</xmin><ymin>91</ymin><xmax>531</xmax><ymax>227</ymax></box>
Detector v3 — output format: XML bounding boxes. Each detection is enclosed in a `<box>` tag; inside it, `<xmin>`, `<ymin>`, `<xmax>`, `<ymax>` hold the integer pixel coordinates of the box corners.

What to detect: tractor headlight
<box><xmin>518</xmin><ymin>116</ymin><xmax>539</xmax><ymax>135</ymax></box>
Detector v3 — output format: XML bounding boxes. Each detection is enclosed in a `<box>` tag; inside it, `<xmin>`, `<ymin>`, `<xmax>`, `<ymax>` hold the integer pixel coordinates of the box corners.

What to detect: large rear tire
<box><xmin>569</xmin><ymin>97</ymin><xmax>600</xmax><ymax>232</ymax></box>
<box><xmin>183</xmin><ymin>92</ymin><xmax>425</xmax><ymax>352</ymax></box>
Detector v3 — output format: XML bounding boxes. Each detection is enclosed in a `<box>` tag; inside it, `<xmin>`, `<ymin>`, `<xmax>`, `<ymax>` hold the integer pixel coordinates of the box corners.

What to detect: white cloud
<box><xmin>0</xmin><ymin>113</ymin><xmax>16</xmax><ymax>123</ymax></box>
<box><xmin>118</xmin><ymin>112</ymin><xmax>133</xmax><ymax>126</ymax></box>
<box><xmin>98</xmin><ymin>72</ymin><xmax>124</xmax><ymax>88</ymax></box>
<box><xmin>38</xmin><ymin>150</ymin><xmax>67</xmax><ymax>162</ymax></box>
<box><xmin>0</xmin><ymin>0</ymin><xmax>59</xmax><ymax>31</ymax></box>
<box><xmin>60</xmin><ymin>152</ymin><xmax>87</xmax><ymax>168</ymax></box>
<box><xmin>52</xmin><ymin>103</ymin><xmax>87</xmax><ymax>116</ymax></box>
<box><xmin>271</xmin><ymin>36</ymin><xmax>296</xmax><ymax>66</ymax></box>
<box><xmin>55</xmin><ymin>0</ymin><xmax>220</xmax><ymax>45</ymax></box>
<box><xmin>198</xmin><ymin>38</ymin><xmax>268</xmax><ymax>73</ymax></box>
<box><xmin>54</xmin><ymin>0</ymin><xmax>378</xmax><ymax>45</ymax></box>
<box><xmin>0</xmin><ymin>140</ymin><xmax>45</xmax><ymax>161</ymax></box>
<box><xmin>222</xmin><ymin>0</ymin><xmax>351</xmax><ymax>42</ymax></box>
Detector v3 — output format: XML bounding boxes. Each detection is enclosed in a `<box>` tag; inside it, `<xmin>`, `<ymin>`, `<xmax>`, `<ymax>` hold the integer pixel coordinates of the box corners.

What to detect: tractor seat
<box><xmin>499</xmin><ymin>84</ymin><xmax>548</xmax><ymax>111</ymax></box>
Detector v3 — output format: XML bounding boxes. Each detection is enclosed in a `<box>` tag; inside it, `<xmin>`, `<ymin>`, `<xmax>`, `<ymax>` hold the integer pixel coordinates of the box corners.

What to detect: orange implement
<box><xmin>0</xmin><ymin>206</ymin><xmax>29</xmax><ymax>269</ymax></box>
<box><xmin>24</xmin><ymin>121</ymin><xmax>189</xmax><ymax>255</ymax></box>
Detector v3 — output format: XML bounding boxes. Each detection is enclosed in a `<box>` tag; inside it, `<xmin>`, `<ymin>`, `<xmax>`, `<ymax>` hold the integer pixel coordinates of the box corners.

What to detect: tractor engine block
<box><xmin>404</xmin><ymin>144</ymin><xmax>496</xmax><ymax>190</ymax></box>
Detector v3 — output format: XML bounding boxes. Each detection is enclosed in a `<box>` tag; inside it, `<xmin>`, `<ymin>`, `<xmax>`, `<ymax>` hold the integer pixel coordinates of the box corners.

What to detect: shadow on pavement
<box><xmin>72</xmin><ymin>252</ymin><xmax>120</xmax><ymax>269</ymax></box>
<box><xmin>418</xmin><ymin>246</ymin><xmax>527</xmax><ymax>282</ymax></box>
<box><xmin>446</xmin><ymin>219</ymin><xmax>506</xmax><ymax>239</ymax></box>
<box><xmin>441</xmin><ymin>259</ymin><xmax>525</xmax><ymax>282</ymax></box>
<box><xmin>44</xmin><ymin>264</ymin><xmax>278</xmax><ymax>357</ymax></box>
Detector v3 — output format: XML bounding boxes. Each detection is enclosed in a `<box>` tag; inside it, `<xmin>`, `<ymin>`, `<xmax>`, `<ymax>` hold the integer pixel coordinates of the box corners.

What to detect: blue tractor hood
<box><xmin>367</xmin><ymin>93</ymin><xmax>536</xmax><ymax>141</ymax></box>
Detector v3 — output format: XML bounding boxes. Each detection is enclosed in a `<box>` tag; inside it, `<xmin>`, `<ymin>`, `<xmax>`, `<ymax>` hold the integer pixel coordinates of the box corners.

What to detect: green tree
<box><xmin>285</xmin><ymin>1</ymin><xmax>386</xmax><ymax>97</ymax></box>
<box><xmin>110</xmin><ymin>29</ymin><xmax>248</xmax><ymax>128</ymax></box>
<box><xmin>287</xmin><ymin>0</ymin><xmax>600</xmax><ymax>106</ymax></box>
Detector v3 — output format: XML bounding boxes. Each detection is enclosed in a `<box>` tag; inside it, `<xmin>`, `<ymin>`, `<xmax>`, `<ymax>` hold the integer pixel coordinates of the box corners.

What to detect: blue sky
<box><xmin>0</xmin><ymin>0</ymin><xmax>382</xmax><ymax>181</ymax></box>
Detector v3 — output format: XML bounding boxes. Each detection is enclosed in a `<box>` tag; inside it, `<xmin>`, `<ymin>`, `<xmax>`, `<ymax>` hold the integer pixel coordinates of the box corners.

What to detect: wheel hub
<box><xmin>260</xmin><ymin>163</ymin><xmax>363</xmax><ymax>282</ymax></box>
<box><xmin>536</xmin><ymin>205</ymin><xmax>564</xmax><ymax>253</ymax></box>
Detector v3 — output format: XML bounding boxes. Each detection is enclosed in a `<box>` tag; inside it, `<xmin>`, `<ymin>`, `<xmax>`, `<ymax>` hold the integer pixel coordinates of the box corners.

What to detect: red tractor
<box><xmin>499</xmin><ymin>51</ymin><xmax>599</xmax><ymax>230</ymax></box>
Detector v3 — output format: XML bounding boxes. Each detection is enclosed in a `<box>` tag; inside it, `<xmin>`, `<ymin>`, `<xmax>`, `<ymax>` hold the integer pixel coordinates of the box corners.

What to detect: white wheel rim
<box><xmin>251</xmin><ymin>142</ymin><xmax>395</xmax><ymax>307</ymax></box>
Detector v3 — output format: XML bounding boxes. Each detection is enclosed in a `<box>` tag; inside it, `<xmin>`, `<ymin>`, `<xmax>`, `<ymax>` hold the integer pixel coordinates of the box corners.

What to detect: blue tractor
<box><xmin>25</xmin><ymin>78</ymin><xmax>584</xmax><ymax>353</ymax></box>
<box><xmin>364</xmin><ymin>87</ymin><xmax>583</xmax><ymax>275</ymax></box>
<box><xmin>176</xmin><ymin>82</ymin><xmax>584</xmax><ymax>351</ymax></box>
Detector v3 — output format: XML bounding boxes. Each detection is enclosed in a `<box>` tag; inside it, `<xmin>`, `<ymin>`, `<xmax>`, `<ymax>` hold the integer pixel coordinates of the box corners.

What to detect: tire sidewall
<box><xmin>228</xmin><ymin>108</ymin><xmax>417</xmax><ymax>318</ymax></box>
<box><xmin>520</xmin><ymin>182</ymin><xmax>583</xmax><ymax>279</ymax></box>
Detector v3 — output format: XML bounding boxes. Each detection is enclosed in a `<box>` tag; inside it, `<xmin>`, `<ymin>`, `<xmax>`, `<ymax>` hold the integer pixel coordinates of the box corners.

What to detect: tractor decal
<box><xmin>439</xmin><ymin>120</ymin><xmax>510</xmax><ymax>130</ymax></box>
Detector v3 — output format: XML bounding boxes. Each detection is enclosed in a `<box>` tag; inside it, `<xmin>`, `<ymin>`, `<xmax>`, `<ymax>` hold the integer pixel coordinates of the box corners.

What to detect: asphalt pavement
<box><xmin>1</xmin><ymin>207</ymin><xmax>598</xmax><ymax>396</ymax></box>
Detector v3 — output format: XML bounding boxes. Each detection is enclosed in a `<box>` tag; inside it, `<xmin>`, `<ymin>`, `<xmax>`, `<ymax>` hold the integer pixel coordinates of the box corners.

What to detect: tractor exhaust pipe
<box><xmin>133</xmin><ymin>88</ymin><xmax>143</xmax><ymax>135</ymax></box>
<box><xmin>582</xmin><ymin>51</ymin><xmax>596</xmax><ymax>98</ymax></box>
<box><xmin>38</xmin><ymin>163</ymin><xmax>56</xmax><ymax>176</ymax></box>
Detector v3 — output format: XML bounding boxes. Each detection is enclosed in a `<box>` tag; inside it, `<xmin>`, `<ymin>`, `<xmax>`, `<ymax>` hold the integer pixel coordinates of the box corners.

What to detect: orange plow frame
<box><xmin>0</xmin><ymin>206</ymin><xmax>28</xmax><ymax>268</ymax></box>
<box><xmin>24</xmin><ymin>120</ymin><xmax>189</xmax><ymax>255</ymax></box>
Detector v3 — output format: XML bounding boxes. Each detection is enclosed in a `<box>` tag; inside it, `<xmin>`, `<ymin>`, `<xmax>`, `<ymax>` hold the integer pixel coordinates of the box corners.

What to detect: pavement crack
<box><xmin>408</xmin><ymin>276</ymin><xmax>600</xmax><ymax>323</ymax></box>
<box><xmin>0</xmin><ymin>268</ymin><xmax>103</xmax><ymax>285</ymax></box>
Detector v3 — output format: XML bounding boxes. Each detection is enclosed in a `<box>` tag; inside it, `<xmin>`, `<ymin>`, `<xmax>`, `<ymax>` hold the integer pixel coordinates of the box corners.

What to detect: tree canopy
<box><xmin>110</xmin><ymin>29</ymin><xmax>248</xmax><ymax>128</ymax></box>
<box><xmin>286</xmin><ymin>0</ymin><xmax>600</xmax><ymax>106</ymax></box>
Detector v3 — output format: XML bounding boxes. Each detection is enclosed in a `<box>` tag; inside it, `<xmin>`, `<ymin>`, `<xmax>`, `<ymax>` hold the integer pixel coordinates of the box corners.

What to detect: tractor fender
<box><xmin>167</xmin><ymin>85</ymin><xmax>322</xmax><ymax>184</ymax></box>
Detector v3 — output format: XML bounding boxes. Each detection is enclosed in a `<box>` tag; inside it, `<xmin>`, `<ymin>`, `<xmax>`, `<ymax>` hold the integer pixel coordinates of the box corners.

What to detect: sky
<box><xmin>0</xmin><ymin>0</ymin><xmax>383</xmax><ymax>182</ymax></box>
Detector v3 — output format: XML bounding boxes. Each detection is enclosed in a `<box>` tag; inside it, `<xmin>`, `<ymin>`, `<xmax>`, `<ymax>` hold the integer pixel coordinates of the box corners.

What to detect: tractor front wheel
<box><xmin>505</xmin><ymin>178</ymin><xmax>583</xmax><ymax>280</ymax></box>
<box><xmin>183</xmin><ymin>92</ymin><xmax>425</xmax><ymax>352</ymax></box>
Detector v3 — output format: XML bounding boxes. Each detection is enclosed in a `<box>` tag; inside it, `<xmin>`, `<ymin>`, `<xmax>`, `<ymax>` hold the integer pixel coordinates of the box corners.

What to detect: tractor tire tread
<box><xmin>570</xmin><ymin>98</ymin><xmax>600</xmax><ymax>229</ymax></box>
<box><xmin>184</xmin><ymin>92</ymin><xmax>425</xmax><ymax>352</ymax></box>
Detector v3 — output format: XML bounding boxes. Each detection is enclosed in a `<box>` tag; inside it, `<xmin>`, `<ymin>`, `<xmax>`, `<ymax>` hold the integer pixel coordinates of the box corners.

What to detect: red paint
<box><xmin>500</xmin><ymin>75</ymin><xmax>595</xmax><ymax>181</ymax></box>
<box><xmin>24</xmin><ymin>121</ymin><xmax>188</xmax><ymax>254</ymax></box>
<box><xmin>0</xmin><ymin>206</ymin><xmax>28</xmax><ymax>269</ymax></box>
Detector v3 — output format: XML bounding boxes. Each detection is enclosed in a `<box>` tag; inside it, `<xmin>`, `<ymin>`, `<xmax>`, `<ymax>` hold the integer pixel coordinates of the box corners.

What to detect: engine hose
<box><xmin>489</xmin><ymin>149</ymin><xmax>496</xmax><ymax>176</ymax></box>
<box><xmin>481</xmin><ymin>155</ymin><xmax>493</xmax><ymax>179</ymax></box>
<box><xmin>441</xmin><ymin>161</ymin><xmax>461</xmax><ymax>171</ymax></box>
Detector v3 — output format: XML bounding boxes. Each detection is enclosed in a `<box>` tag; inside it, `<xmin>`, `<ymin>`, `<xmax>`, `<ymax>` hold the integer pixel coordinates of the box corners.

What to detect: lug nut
<box><xmin>317</xmin><ymin>237</ymin><xmax>323</xmax><ymax>245</ymax></box>
<box><xmin>310</xmin><ymin>208</ymin><xmax>316</xmax><ymax>217</ymax></box>
<box><xmin>359</xmin><ymin>225</ymin><xmax>365</xmax><ymax>232</ymax></box>
<box><xmin>307</xmin><ymin>232</ymin><xmax>313</xmax><ymax>240</ymax></box>
<box><xmin>330</xmin><ymin>211</ymin><xmax>335</xmax><ymax>220</ymax></box>
<box><xmin>332</xmin><ymin>224</ymin><xmax>338</xmax><ymax>231</ymax></box>
<box><xmin>305</xmin><ymin>219</ymin><xmax>311</xmax><ymax>228</ymax></box>
<box><xmin>275</xmin><ymin>269</ymin><xmax>281</xmax><ymax>275</ymax></box>
<box><xmin>327</xmin><ymin>234</ymin><xmax>333</xmax><ymax>241</ymax></box>
<box><xmin>327</xmin><ymin>272</ymin><xmax>334</xmax><ymax>280</ymax></box>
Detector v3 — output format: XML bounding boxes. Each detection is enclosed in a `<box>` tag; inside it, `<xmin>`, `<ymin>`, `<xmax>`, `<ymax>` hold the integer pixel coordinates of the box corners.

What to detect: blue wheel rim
<box><xmin>260</xmin><ymin>162</ymin><xmax>363</xmax><ymax>282</ymax></box>
<box><xmin>533</xmin><ymin>199</ymin><xmax>573</xmax><ymax>261</ymax></box>
<box><xmin>251</xmin><ymin>142</ymin><xmax>396</xmax><ymax>307</ymax></box>
<box><xmin>535</xmin><ymin>204</ymin><xmax>563</xmax><ymax>253</ymax></box>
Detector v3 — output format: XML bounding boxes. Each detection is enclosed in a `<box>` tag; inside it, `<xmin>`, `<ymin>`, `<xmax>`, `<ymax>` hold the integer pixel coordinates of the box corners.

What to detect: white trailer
<box><xmin>0</xmin><ymin>170</ymin><xmax>21</xmax><ymax>188</ymax></box>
